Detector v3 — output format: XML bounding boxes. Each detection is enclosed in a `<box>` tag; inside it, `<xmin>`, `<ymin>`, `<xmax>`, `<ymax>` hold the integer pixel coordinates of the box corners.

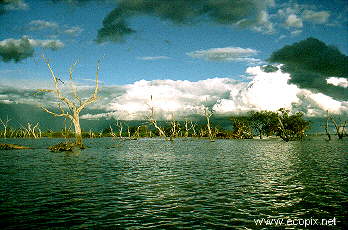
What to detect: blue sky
<box><xmin>0</xmin><ymin>0</ymin><xmax>347</xmax><ymax>120</ymax></box>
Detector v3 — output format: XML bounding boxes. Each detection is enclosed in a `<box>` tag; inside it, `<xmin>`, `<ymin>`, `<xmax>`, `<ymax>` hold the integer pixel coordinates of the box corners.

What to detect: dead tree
<box><xmin>40</xmin><ymin>57</ymin><xmax>100</xmax><ymax>147</ymax></box>
<box><xmin>89</xmin><ymin>129</ymin><xmax>95</xmax><ymax>138</ymax></box>
<box><xmin>17</xmin><ymin>122</ymin><xmax>40</xmax><ymax>138</ymax></box>
<box><xmin>203</xmin><ymin>106</ymin><xmax>214</xmax><ymax>141</ymax></box>
<box><xmin>146</xmin><ymin>95</ymin><xmax>168</xmax><ymax>140</ymax></box>
<box><xmin>330</xmin><ymin>116</ymin><xmax>347</xmax><ymax>140</ymax></box>
<box><xmin>0</xmin><ymin>116</ymin><xmax>11</xmax><ymax>138</ymax></box>
<box><xmin>26</xmin><ymin>122</ymin><xmax>40</xmax><ymax>138</ymax></box>
<box><xmin>115</xmin><ymin>119</ymin><xmax>124</xmax><ymax>138</ymax></box>
<box><xmin>61</xmin><ymin>117</ymin><xmax>73</xmax><ymax>139</ymax></box>
<box><xmin>169</xmin><ymin>114</ymin><xmax>180</xmax><ymax>140</ymax></box>
<box><xmin>324</xmin><ymin>111</ymin><xmax>331</xmax><ymax>141</ymax></box>
<box><xmin>109</xmin><ymin>125</ymin><xmax>117</xmax><ymax>139</ymax></box>
<box><xmin>184</xmin><ymin>119</ymin><xmax>191</xmax><ymax>137</ymax></box>
<box><xmin>190</xmin><ymin>121</ymin><xmax>197</xmax><ymax>137</ymax></box>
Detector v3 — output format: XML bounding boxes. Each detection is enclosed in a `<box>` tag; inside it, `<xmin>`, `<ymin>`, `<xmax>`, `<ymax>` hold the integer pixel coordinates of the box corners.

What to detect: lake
<box><xmin>0</xmin><ymin>137</ymin><xmax>347</xmax><ymax>229</ymax></box>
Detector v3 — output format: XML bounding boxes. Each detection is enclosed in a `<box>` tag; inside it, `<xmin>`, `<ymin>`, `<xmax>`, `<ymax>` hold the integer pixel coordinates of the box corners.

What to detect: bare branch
<box><xmin>41</xmin><ymin>106</ymin><xmax>72</xmax><ymax>119</ymax></box>
<box><xmin>69</xmin><ymin>59</ymin><xmax>82</xmax><ymax>105</ymax></box>
<box><xmin>42</xmin><ymin>55</ymin><xmax>77</xmax><ymax>110</ymax></box>
<box><xmin>69</xmin><ymin>59</ymin><xmax>79</xmax><ymax>80</ymax></box>
<box><xmin>76</xmin><ymin>61</ymin><xmax>99</xmax><ymax>113</ymax></box>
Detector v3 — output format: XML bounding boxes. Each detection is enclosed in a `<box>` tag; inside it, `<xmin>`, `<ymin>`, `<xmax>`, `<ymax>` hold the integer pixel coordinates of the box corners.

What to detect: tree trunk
<box><xmin>206</xmin><ymin>116</ymin><xmax>213</xmax><ymax>141</ymax></box>
<box><xmin>257</xmin><ymin>127</ymin><xmax>263</xmax><ymax>139</ymax></box>
<box><xmin>277</xmin><ymin>117</ymin><xmax>289</xmax><ymax>142</ymax></box>
<box><xmin>72</xmin><ymin>113</ymin><xmax>83</xmax><ymax>147</ymax></box>
<box><xmin>325</xmin><ymin>118</ymin><xmax>331</xmax><ymax>141</ymax></box>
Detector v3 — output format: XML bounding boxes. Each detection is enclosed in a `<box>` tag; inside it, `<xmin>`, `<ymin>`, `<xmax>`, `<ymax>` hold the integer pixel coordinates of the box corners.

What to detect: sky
<box><xmin>0</xmin><ymin>0</ymin><xmax>347</xmax><ymax>124</ymax></box>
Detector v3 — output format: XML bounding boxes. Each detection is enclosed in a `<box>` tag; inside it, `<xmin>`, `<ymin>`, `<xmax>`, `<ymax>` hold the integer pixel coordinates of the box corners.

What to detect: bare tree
<box><xmin>202</xmin><ymin>105</ymin><xmax>214</xmax><ymax>141</ymax></box>
<box><xmin>169</xmin><ymin>114</ymin><xmax>180</xmax><ymax>140</ymax></box>
<box><xmin>146</xmin><ymin>95</ymin><xmax>167</xmax><ymax>140</ymax></box>
<box><xmin>109</xmin><ymin>125</ymin><xmax>117</xmax><ymax>139</ymax></box>
<box><xmin>190</xmin><ymin>121</ymin><xmax>197</xmax><ymax>137</ymax></box>
<box><xmin>183</xmin><ymin>119</ymin><xmax>191</xmax><ymax>138</ymax></box>
<box><xmin>115</xmin><ymin>119</ymin><xmax>124</xmax><ymax>138</ymax></box>
<box><xmin>126</xmin><ymin>124</ymin><xmax>131</xmax><ymax>139</ymax></box>
<box><xmin>329</xmin><ymin>115</ymin><xmax>347</xmax><ymax>140</ymax></box>
<box><xmin>0</xmin><ymin>116</ymin><xmax>11</xmax><ymax>138</ymax></box>
<box><xmin>324</xmin><ymin>111</ymin><xmax>331</xmax><ymax>141</ymax></box>
<box><xmin>40</xmin><ymin>57</ymin><xmax>100</xmax><ymax>147</ymax></box>
<box><xmin>26</xmin><ymin>122</ymin><xmax>40</xmax><ymax>138</ymax></box>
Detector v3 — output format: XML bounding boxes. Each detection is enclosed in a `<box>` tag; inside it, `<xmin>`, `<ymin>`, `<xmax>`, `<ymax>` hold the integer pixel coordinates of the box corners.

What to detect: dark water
<box><xmin>0</xmin><ymin>137</ymin><xmax>347</xmax><ymax>229</ymax></box>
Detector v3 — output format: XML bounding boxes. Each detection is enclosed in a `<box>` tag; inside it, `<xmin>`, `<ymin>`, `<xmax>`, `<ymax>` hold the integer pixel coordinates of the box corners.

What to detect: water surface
<box><xmin>0</xmin><ymin>137</ymin><xmax>347</xmax><ymax>229</ymax></box>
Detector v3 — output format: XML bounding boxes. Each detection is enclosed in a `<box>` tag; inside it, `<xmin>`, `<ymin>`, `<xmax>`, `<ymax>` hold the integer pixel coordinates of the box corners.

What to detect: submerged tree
<box><xmin>249</xmin><ymin>111</ymin><xmax>278</xmax><ymax>139</ymax></box>
<box><xmin>230</xmin><ymin>116</ymin><xmax>253</xmax><ymax>139</ymax></box>
<box><xmin>230</xmin><ymin>109</ymin><xmax>309</xmax><ymax>141</ymax></box>
<box><xmin>324</xmin><ymin>111</ymin><xmax>332</xmax><ymax>141</ymax></box>
<box><xmin>276</xmin><ymin>108</ymin><xmax>310</xmax><ymax>141</ymax></box>
<box><xmin>0</xmin><ymin>116</ymin><xmax>11</xmax><ymax>138</ymax></box>
<box><xmin>146</xmin><ymin>95</ymin><xmax>168</xmax><ymax>140</ymax></box>
<box><xmin>326</xmin><ymin>111</ymin><xmax>347</xmax><ymax>140</ymax></box>
<box><xmin>40</xmin><ymin>57</ymin><xmax>100</xmax><ymax>147</ymax></box>
<box><xmin>201</xmin><ymin>101</ymin><xmax>215</xmax><ymax>141</ymax></box>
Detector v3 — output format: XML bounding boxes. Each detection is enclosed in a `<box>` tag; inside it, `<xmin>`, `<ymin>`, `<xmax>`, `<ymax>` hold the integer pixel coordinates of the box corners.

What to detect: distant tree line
<box><xmin>1</xmin><ymin>108</ymin><xmax>347</xmax><ymax>142</ymax></box>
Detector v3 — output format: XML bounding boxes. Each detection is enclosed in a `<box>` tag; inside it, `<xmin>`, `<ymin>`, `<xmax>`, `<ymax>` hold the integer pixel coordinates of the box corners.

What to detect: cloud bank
<box><xmin>86</xmin><ymin>66</ymin><xmax>347</xmax><ymax>119</ymax></box>
<box><xmin>0</xmin><ymin>36</ymin><xmax>64</xmax><ymax>62</ymax></box>
<box><xmin>268</xmin><ymin>37</ymin><xmax>348</xmax><ymax>101</ymax></box>
<box><xmin>1</xmin><ymin>65</ymin><xmax>347</xmax><ymax>120</ymax></box>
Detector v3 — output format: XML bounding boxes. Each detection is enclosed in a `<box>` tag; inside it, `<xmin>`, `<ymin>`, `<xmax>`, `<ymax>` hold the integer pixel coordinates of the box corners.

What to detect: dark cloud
<box><xmin>50</xmin><ymin>0</ymin><xmax>94</xmax><ymax>5</ymax></box>
<box><xmin>0</xmin><ymin>36</ymin><xmax>34</xmax><ymax>62</ymax></box>
<box><xmin>0</xmin><ymin>0</ymin><xmax>28</xmax><ymax>15</ymax></box>
<box><xmin>0</xmin><ymin>1</ymin><xmax>7</xmax><ymax>15</ymax></box>
<box><xmin>268</xmin><ymin>37</ymin><xmax>348</xmax><ymax>101</ymax></box>
<box><xmin>0</xmin><ymin>37</ymin><xmax>64</xmax><ymax>63</ymax></box>
<box><xmin>261</xmin><ymin>65</ymin><xmax>278</xmax><ymax>73</ymax></box>
<box><xmin>96</xmin><ymin>0</ymin><xmax>274</xmax><ymax>43</ymax></box>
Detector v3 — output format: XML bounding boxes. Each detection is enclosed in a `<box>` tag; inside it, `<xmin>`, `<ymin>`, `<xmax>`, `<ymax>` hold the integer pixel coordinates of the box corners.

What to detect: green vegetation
<box><xmin>230</xmin><ymin>109</ymin><xmax>310</xmax><ymax>141</ymax></box>
<box><xmin>48</xmin><ymin>142</ymin><xmax>85</xmax><ymax>152</ymax></box>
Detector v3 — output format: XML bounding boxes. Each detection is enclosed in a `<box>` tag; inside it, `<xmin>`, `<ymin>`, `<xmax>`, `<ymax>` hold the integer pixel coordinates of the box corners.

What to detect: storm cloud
<box><xmin>0</xmin><ymin>0</ymin><xmax>28</xmax><ymax>15</ymax></box>
<box><xmin>268</xmin><ymin>37</ymin><xmax>348</xmax><ymax>101</ymax></box>
<box><xmin>96</xmin><ymin>0</ymin><xmax>275</xmax><ymax>43</ymax></box>
<box><xmin>0</xmin><ymin>36</ymin><xmax>64</xmax><ymax>62</ymax></box>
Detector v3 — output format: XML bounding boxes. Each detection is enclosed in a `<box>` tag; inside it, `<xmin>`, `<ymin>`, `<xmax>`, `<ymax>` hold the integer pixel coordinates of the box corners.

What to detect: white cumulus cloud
<box><xmin>81</xmin><ymin>66</ymin><xmax>347</xmax><ymax>120</ymax></box>
<box><xmin>28</xmin><ymin>38</ymin><xmax>64</xmax><ymax>50</ymax></box>
<box><xmin>326</xmin><ymin>77</ymin><xmax>348</xmax><ymax>88</ymax></box>
<box><xmin>285</xmin><ymin>14</ymin><xmax>303</xmax><ymax>28</ymax></box>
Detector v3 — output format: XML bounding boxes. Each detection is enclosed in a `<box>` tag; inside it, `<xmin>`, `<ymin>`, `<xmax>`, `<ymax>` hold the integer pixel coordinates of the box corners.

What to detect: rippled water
<box><xmin>0</xmin><ymin>137</ymin><xmax>347</xmax><ymax>229</ymax></box>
